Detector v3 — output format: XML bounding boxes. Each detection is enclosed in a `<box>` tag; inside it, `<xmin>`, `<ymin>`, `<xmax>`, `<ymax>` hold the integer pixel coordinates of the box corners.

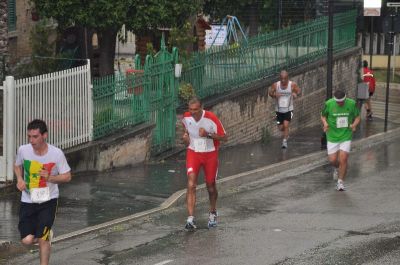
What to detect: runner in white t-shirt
<box><xmin>14</xmin><ymin>119</ymin><xmax>71</xmax><ymax>265</ymax></box>
<box><xmin>182</xmin><ymin>97</ymin><xmax>227</xmax><ymax>230</ymax></box>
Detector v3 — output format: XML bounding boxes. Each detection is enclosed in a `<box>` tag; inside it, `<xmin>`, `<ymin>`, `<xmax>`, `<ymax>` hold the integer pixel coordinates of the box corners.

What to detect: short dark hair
<box><xmin>27</xmin><ymin>119</ymin><xmax>48</xmax><ymax>134</ymax></box>
<box><xmin>333</xmin><ymin>90</ymin><xmax>346</xmax><ymax>100</ymax></box>
<box><xmin>363</xmin><ymin>60</ymin><xmax>368</xmax><ymax>68</ymax></box>
<box><xmin>188</xmin><ymin>96</ymin><xmax>202</xmax><ymax>106</ymax></box>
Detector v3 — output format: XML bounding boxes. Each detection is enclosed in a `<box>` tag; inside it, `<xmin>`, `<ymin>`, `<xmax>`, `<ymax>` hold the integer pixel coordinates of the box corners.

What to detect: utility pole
<box><xmin>278</xmin><ymin>0</ymin><xmax>283</xmax><ymax>29</ymax></box>
<box><xmin>327</xmin><ymin>0</ymin><xmax>334</xmax><ymax>99</ymax></box>
<box><xmin>369</xmin><ymin>17</ymin><xmax>374</xmax><ymax>68</ymax></box>
<box><xmin>322</xmin><ymin>0</ymin><xmax>334</xmax><ymax>149</ymax></box>
<box><xmin>384</xmin><ymin>3</ymin><xmax>400</xmax><ymax>131</ymax></box>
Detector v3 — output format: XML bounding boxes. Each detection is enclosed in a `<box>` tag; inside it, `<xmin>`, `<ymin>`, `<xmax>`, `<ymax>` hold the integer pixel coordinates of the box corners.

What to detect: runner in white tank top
<box><xmin>269</xmin><ymin>70</ymin><xmax>301</xmax><ymax>149</ymax></box>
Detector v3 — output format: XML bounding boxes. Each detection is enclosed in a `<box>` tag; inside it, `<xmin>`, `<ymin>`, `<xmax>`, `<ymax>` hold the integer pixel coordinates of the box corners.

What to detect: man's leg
<box><xmin>38</xmin><ymin>238</ymin><xmax>51</xmax><ymax>265</ymax></box>
<box><xmin>206</xmin><ymin>182</ymin><xmax>218</xmax><ymax>212</ymax></box>
<box><xmin>186</xmin><ymin>172</ymin><xmax>199</xmax><ymax>217</ymax></box>
<box><xmin>19</xmin><ymin>202</ymin><xmax>38</xmax><ymax>246</ymax></box>
<box><xmin>328</xmin><ymin>151</ymin><xmax>339</xmax><ymax>169</ymax></box>
<box><xmin>186</xmin><ymin>150</ymin><xmax>200</xmax><ymax>218</ymax></box>
<box><xmin>204</xmin><ymin>152</ymin><xmax>219</xmax><ymax>228</ymax></box>
<box><xmin>204</xmin><ymin>152</ymin><xmax>219</xmax><ymax>212</ymax></box>
<box><xmin>21</xmin><ymin>234</ymin><xmax>36</xmax><ymax>245</ymax></box>
<box><xmin>283</xmin><ymin>120</ymin><xmax>290</xmax><ymax>140</ymax></box>
<box><xmin>338</xmin><ymin>150</ymin><xmax>349</xmax><ymax>181</ymax></box>
<box><xmin>35</xmin><ymin>199</ymin><xmax>57</xmax><ymax>264</ymax></box>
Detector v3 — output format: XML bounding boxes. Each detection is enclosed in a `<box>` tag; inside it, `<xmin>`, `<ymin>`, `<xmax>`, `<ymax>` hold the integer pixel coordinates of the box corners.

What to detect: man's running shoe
<box><xmin>208</xmin><ymin>211</ymin><xmax>218</xmax><ymax>228</ymax></box>
<box><xmin>367</xmin><ymin>112</ymin><xmax>373</xmax><ymax>121</ymax></box>
<box><xmin>336</xmin><ymin>180</ymin><xmax>345</xmax><ymax>191</ymax></box>
<box><xmin>332</xmin><ymin>167</ymin><xmax>339</xmax><ymax>181</ymax></box>
<box><xmin>282</xmin><ymin>139</ymin><xmax>288</xmax><ymax>149</ymax></box>
<box><xmin>185</xmin><ymin>216</ymin><xmax>197</xmax><ymax>231</ymax></box>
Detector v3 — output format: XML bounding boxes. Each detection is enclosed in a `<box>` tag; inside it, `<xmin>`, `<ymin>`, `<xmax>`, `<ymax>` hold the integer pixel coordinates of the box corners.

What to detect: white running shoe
<box><xmin>337</xmin><ymin>181</ymin><xmax>345</xmax><ymax>191</ymax></box>
<box><xmin>185</xmin><ymin>216</ymin><xmax>197</xmax><ymax>231</ymax></box>
<box><xmin>208</xmin><ymin>211</ymin><xmax>218</xmax><ymax>228</ymax></box>
<box><xmin>332</xmin><ymin>167</ymin><xmax>339</xmax><ymax>181</ymax></box>
<box><xmin>282</xmin><ymin>139</ymin><xmax>288</xmax><ymax>149</ymax></box>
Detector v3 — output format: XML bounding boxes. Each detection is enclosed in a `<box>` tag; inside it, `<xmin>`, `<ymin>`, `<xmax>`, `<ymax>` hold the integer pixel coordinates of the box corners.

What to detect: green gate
<box><xmin>93</xmin><ymin>36</ymin><xmax>178</xmax><ymax>155</ymax></box>
<box><xmin>141</xmin><ymin>37</ymin><xmax>179</xmax><ymax>154</ymax></box>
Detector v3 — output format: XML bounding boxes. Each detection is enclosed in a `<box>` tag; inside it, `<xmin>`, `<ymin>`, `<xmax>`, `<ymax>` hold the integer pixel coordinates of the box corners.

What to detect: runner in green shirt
<box><xmin>321</xmin><ymin>90</ymin><xmax>360</xmax><ymax>191</ymax></box>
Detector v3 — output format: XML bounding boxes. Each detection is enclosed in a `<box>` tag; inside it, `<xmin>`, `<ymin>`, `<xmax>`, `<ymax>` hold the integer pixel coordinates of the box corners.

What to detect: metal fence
<box><xmin>0</xmin><ymin>80</ymin><xmax>8</xmax><ymax>182</ymax></box>
<box><xmin>92</xmin><ymin>71</ymin><xmax>148</xmax><ymax>139</ymax></box>
<box><xmin>1</xmin><ymin>63</ymin><xmax>92</xmax><ymax>181</ymax></box>
<box><xmin>93</xmin><ymin>38</ymin><xmax>178</xmax><ymax>154</ymax></box>
<box><xmin>14</xmin><ymin>62</ymin><xmax>93</xmax><ymax>150</ymax></box>
<box><xmin>180</xmin><ymin>10</ymin><xmax>357</xmax><ymax>99</ymax></box>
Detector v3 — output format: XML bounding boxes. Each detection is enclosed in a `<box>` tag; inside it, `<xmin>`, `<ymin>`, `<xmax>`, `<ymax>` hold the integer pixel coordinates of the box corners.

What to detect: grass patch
<box><xmin>373</xmin><ymin>69</ymin><xmax>400</xmax><ymax>83</ymax></box>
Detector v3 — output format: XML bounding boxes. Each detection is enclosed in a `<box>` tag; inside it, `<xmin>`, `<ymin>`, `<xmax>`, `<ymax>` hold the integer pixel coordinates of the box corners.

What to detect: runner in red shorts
<box><xmin>182</xmin><ymin>97</ymin><xmax>227</xmax><ymax>230</ymax></box>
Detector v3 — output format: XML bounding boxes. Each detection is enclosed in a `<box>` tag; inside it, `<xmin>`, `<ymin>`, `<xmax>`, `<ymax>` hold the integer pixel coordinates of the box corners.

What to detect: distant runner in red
<box><xmin>362</xmin><ymin>60</ymin><xmax>376</xmax><ymax>121</ymax></box>
<box><xmin>182</xmin><ymin>97</ymin><xmax>227</xmax><ymax>230</ymax></box>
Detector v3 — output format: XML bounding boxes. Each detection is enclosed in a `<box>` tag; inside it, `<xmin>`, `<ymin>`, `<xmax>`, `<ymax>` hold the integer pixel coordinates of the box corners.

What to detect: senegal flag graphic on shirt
<box><xmin>23</xmin><ymin>160</ymin><xmax>55</xmax><ymax>190</ymax></box>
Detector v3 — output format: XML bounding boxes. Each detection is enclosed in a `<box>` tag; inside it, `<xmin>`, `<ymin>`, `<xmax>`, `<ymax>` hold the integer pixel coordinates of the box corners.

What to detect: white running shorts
<box><xmin>327</xmin><ymin>140</ymin><xmax>351</xmax><ymax>155</ymax></box>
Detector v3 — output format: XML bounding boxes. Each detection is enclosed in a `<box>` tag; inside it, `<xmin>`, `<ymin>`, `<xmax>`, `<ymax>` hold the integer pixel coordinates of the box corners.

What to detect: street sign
<box><xmin>387</xmin><ymin>2</ymin><xmax>400</xmax><ymax>7</ymax></box>
<box><xmin>364</xmin><ymin>0</ymin><xmax>382</xmax><ymax>16</ymax></box>
<box><xmin>205</xmin><ymin>25</ymin><xmax>227</xmax><ymax>48</ymax></box>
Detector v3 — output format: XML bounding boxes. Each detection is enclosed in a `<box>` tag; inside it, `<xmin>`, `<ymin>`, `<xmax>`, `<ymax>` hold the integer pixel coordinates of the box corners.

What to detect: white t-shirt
<box><xmin>182</xmin><ymin>110</ymin><xmax>226</xmax><ymax>153</ymax></box>
<box><xmin>15</xmin><ymin>144</ymin><xmax>71</xmax><ymax>203</ymax></box>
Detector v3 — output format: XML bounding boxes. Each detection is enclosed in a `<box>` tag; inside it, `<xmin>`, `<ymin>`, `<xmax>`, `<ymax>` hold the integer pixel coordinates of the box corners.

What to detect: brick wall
<box><xmin>0</xmin><ymin>0</ymin><xmax>7</xmax><ymax>55</ymax></box>
<box><xmin>8</xmin><ymin>0</ymin><xmax>36</xmax><ymax>63</ymax></box>
<box><xmin>176</xmin><ymin>48</ymin><xmax>361</xmax><ymax>147</ymax></box>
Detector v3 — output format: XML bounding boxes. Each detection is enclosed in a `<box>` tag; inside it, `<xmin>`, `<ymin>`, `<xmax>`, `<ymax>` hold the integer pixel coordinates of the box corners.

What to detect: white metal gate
<box><xmin>0</xmin><ymin>83</ymin><xmax>5</xmax><ymax>181</ymax></box>
<box><xmin>0</xmin><ymin>61</ymin><xmax>93</xmax><ymax>182</ymax></box>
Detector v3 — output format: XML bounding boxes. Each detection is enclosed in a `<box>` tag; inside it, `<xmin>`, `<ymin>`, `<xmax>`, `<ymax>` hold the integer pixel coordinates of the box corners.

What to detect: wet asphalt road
<box><xmin>1</xmin><ymin>119</ymin><xmax>395</xmax><ymax>243</ymax></box>
<box><xmin>6</xmin><ymin>136</ymin><xmax>400</xmax><ymax>265</ymax></box>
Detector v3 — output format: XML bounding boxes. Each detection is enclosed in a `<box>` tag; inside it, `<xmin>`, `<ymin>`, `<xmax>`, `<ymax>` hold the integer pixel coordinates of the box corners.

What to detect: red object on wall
<box><xmin>126</xmin><ymin>69</ymin><xmax>145</xmax><ymax>95</ymax></box>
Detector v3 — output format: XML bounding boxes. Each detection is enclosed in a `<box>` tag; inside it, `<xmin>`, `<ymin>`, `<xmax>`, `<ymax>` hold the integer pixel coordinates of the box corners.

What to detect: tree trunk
<box><xmin>96</xmin><ymin>28</ymin><xmax>118</xmax><ymax>77</ymax></box>
<box><xmin>248</xmin><ymin>3</ymin><xmax>260</xmax><ymax>37</ymax></box>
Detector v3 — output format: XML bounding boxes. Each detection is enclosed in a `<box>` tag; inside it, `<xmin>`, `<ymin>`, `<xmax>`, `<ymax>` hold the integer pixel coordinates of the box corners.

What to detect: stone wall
<box><xmin>65</xmin><ymin>123</ymin><xmax>155</xmax><ymax>172</ymax></box>
<box><xmin>177</xmin><ymin>48</ymin><xmax>361</xmax><ymax>147</ymax></box>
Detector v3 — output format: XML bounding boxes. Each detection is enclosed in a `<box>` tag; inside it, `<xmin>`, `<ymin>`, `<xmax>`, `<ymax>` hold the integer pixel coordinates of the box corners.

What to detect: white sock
<box><xmin>187</xmin><ymin>216</ymin><xmax>194</xmax><ymax>222</ymax></box>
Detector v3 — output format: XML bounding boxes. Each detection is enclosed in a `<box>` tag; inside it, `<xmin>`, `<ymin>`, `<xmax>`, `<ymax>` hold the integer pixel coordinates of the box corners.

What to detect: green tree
<box><xmin>31</xmin><ymin>0</ymin><xmax>201</xmax><ymax>76</ymax></box>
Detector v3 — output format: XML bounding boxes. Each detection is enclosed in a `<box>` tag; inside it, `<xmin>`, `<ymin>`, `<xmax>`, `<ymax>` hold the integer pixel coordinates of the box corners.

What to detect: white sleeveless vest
<box><xmin>275</xmin><ymin>81</ymin><xmax>294</xmax><ymax>113</ymax></box>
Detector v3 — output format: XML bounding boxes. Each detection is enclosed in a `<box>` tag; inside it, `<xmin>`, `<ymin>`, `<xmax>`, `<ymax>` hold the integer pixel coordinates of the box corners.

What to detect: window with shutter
<box><xmin>7</xmin><ymin>0</ymin><xmax>16</xmax><ymax>32</ymax></box>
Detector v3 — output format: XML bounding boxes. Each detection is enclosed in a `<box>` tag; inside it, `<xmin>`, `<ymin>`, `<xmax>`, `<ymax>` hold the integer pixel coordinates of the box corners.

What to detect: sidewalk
<box><xmin>0</xmin><ymin>117</ymin><xmax>397</xmax><ymax>244</ymax></box>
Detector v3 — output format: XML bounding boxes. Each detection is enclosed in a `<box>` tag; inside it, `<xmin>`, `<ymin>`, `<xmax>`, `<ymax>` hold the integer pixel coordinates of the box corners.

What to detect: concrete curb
<box><xmin>5</xmin><ymin>127</ymin><xmax>400</xmax><ymax>247</ymax></box>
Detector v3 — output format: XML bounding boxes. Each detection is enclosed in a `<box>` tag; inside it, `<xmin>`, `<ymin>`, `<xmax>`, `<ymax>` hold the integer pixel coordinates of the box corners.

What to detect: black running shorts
<box><xmin>276</xmin><ymin>111</ymin><xmax>293</xmax><ymax>125</ymax></box>
<box><xmin>18</xmin><ymin>198</ymin><xmax>58</xmax><ymax>240</ymax></box>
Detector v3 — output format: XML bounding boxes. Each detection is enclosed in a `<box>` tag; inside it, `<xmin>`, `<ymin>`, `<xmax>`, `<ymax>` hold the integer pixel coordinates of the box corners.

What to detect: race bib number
<box><xmin>336</xmin><ymin>117</ymin><xmax>349</xmax><ymax>128</ymax></box>
<box><xmin>278</xmin><ymin>96</ymin><xmax>290</xmax><ymax>108</ymax></box>
<box><xmin>193</xmin><ymin>138</ymin><xmax>208</xmax><ymax>152</ymax></box>
<box><xmin>30</xmin><ymin>187</ymin><xmax>50</xmax><ymax>204</ymax></box>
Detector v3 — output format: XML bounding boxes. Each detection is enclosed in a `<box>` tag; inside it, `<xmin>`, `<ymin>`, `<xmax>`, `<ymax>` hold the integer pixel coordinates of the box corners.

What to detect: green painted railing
<box><xmin>92</xmin><ymin>72</ymin><xmax>148</xmax><ymax>140</ymax></box>
<box><xmin>92</xmin><ymin>37</ymin><xmax>178</xmax><ymax>154</ymax></box>
<box><xmin>92</xmin><ymin>11</ymin><xmax>357</xmax><ymax>153</ymax></box>
<box><xmin>180</xmin><ymin>10</ymin><xmax>357</xmax><ymax>99</ymax></box>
